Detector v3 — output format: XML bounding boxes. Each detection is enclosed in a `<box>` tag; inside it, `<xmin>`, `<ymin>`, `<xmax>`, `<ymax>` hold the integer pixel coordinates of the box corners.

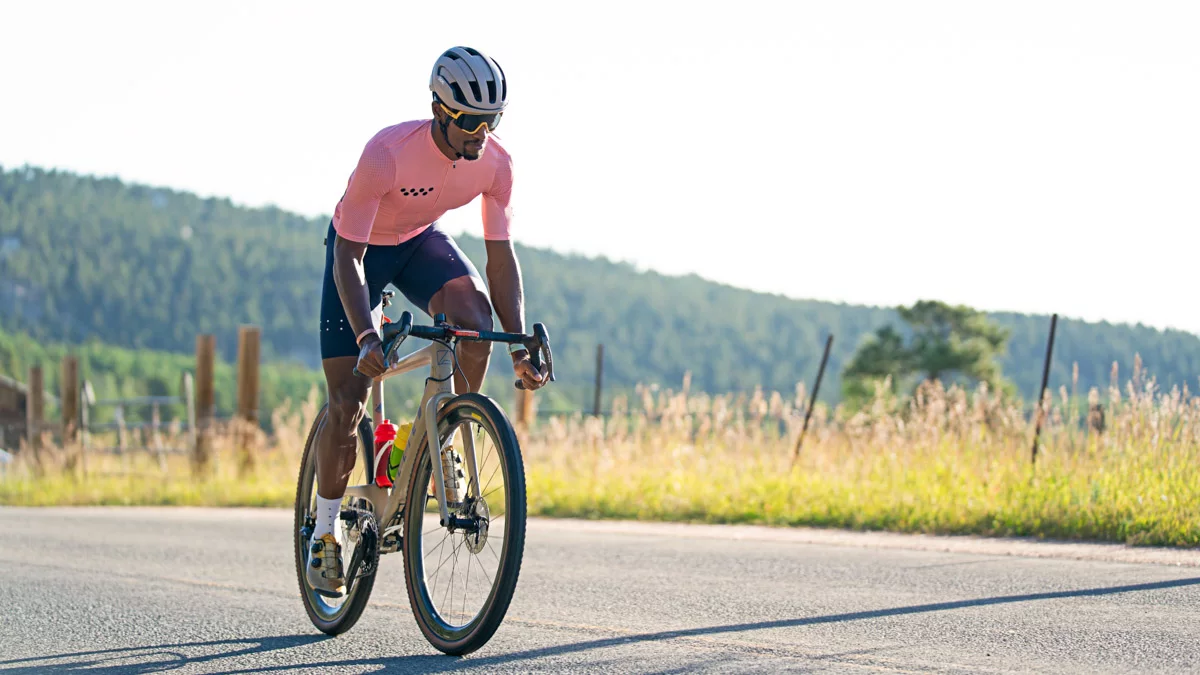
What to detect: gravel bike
<box><xmin>293</xmin><ymin>296</ymin><xmax>555</xmax><ymax>655</ymax></box>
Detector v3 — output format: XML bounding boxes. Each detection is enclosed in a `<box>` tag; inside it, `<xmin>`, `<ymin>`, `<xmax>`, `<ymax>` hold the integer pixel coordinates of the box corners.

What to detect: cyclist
<box><xmin>307</xmin><ymin>46</ymin><xmax>549</xmax><ymax>598</ymax></box>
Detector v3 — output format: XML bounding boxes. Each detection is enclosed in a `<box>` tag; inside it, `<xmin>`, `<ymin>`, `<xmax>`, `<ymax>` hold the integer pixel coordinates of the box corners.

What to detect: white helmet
<box><xmin>429</xmin><ymin>46</ymin><xmax>508</xmax><ymax>114</ymax></box>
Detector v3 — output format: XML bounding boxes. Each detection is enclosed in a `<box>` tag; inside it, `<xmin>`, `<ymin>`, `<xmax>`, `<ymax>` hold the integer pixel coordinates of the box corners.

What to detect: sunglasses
<box><xmin>439</xmin><ymin>103</ymin><xmax>502</xmax><ymax>134</ymax></box>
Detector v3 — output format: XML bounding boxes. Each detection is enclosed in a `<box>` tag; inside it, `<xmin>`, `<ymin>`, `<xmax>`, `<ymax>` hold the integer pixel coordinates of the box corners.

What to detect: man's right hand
<box><xmin>356</xmin><ymin>334</ymin><xmax>388</xmax><ymax>378</ymax></box>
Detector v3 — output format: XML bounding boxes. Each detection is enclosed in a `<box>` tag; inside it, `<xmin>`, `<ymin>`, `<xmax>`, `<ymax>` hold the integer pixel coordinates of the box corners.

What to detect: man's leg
<box><xmin>305</xmin><ymin>356</ymin><xmax>369</xmax><ymax>597</ymax></box>
<box><xmin>316</xmin><ymin>356</ymin><xmax>370</xmax><ymax>501</ymax></box>
<box><xmin>429</xmin><ymin>275</ymin><xmax>495</xmax><ymax>394</ymax></box>
<box><xmin>308</xmin><ymin>221</ymin><xmax>391</xmax><ymax>597</ymax></box>
<box><xmin>394</xmin><ymin>227</ymin><xmax>494</xmax><ymax>395</ymax></box>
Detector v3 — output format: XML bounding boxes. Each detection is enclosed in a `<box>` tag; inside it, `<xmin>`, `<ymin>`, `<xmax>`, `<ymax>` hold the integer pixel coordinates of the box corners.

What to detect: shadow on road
<box><xmin>0</xmin><ymin>636</ymin><xmax>327</xmax><ymax>674</ymax></box>
<box><xmin>4</xmin><ymin>576</ymin><xmax>1197</xmax><ymax>673</ymax></box>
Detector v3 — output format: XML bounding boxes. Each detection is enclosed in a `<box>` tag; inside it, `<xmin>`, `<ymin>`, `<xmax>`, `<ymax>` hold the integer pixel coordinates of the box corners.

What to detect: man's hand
<box><xmin>356</xmin><ymin>335</ymin><xmax>388</xmax><ymax>378</ymax></box>
<box><xmin>512</xmin><ymin>350</ymin><xmax>548</xmax><ymax>390</ymax></box>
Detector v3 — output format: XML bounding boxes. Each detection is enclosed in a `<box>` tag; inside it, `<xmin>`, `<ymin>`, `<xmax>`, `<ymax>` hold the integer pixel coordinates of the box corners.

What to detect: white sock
<box><xmin>313</xmin><ymin>495</ymin><xmax>342</xmax><ymax>541</ymax></box>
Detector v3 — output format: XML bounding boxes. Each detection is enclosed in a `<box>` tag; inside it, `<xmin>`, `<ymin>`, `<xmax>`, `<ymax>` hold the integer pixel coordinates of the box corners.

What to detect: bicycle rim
<box><xmin>403</xmin><ymin>394</ymin><xmax>526</xmax><ymax>655</ymax></box>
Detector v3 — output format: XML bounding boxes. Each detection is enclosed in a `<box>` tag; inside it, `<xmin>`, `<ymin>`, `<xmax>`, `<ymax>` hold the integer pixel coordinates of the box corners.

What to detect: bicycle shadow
<box><xmin>0</xmin><ymin>635</ymin><xmax>335</xmax><ymax>674</ymax></box>
<box><xmin>4</xmin><ymin>576</ymin><xmax>1196</xmax><ymax>673</ymax></box>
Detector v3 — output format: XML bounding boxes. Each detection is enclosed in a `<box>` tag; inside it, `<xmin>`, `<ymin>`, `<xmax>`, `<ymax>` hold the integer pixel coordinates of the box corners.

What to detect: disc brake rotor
<box><xmin>464</xmin><ymin>497</ymin><xmax>490</xmax><ymax>554</ymax></box>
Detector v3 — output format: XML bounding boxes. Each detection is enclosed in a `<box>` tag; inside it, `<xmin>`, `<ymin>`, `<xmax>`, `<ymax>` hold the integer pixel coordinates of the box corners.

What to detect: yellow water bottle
<box><xmin>387</xmin><ymin>422</ymin><xmax>412</xmax><ymax>484</ymax></box>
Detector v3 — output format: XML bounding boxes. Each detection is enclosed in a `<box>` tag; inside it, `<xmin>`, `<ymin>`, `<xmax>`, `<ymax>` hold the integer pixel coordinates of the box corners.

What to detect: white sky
<box><xmin>3</xmin><ymin>1</ymin><xmax>1198</xmax><ymax>335</ymax></box>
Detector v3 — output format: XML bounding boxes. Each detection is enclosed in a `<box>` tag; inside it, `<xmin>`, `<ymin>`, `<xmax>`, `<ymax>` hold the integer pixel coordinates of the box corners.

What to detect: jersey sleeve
<box><xmin>334</xmin><ymin>141</ymin><xmax>396</xmax><ymax>243</ymax></box>
<box><xmin>481</xmin><ymin>153</ymin><xmax>514</xmax><ymax>241</ymax></box>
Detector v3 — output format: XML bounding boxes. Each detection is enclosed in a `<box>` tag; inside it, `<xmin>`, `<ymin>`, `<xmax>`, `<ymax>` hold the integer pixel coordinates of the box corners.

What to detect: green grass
<box><xmin>524</xmin><ymin>440</ymin><xmax>1200</xmax><ymax>547</ymax></box>
<box><xmin>4</xmin><ymin>377</ymin><xmax>1198</xmax><ymax>548</ymax></box>
<box><xmin>3</xmin><ymin>438</ymin><xmax>1196</xmax><ymax>547</ymax></box>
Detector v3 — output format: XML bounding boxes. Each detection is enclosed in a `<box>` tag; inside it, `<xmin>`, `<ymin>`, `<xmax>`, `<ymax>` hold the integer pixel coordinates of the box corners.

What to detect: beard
<box><xmin>460</xmin><ymin>140</ymin><xmax>486</xmax><ymax>161</ymax></box>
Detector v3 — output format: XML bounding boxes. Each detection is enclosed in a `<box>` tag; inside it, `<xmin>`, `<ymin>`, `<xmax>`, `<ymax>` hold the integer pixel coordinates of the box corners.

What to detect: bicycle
<box><xmin>293</xmin><ymin>294</ymin><xmax>555</xmax><ymax>655</ymax></box>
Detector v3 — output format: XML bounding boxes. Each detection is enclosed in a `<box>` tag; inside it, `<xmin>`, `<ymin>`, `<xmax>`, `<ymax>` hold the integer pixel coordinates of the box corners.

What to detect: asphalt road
<box><xmin>2</xmin><ymin>507</ymin><xmax>1199</xmax><ymax>674</ymax></box>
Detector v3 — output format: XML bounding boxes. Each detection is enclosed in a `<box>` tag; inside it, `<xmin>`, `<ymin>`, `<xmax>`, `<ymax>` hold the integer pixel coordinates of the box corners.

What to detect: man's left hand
<box><xmin>513</xmin><ymin>352</ymin><xmax>549</xmax><ymax>390</ymax></box>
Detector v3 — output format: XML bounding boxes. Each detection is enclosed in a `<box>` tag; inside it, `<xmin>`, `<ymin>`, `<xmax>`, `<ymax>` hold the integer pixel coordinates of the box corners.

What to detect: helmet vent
<box><xmin>468</xmin><ymin>80</ymin><xmax>483</xmax><ymax>103</ymax></box>
<box><xmin>486</xmin><ymin>80</ymin><xmax>497</xmax><ymax>103</ymax></box>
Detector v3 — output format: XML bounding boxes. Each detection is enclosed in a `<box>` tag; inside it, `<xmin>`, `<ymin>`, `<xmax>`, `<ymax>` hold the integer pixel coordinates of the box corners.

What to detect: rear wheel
<box><xmin>402</xmin><ymin>393</ymin><xmax>527</xmax><ymax>655</ymax></box>
<box><xmin>293</xmin><ymin>404</ymin><xmax>379</xmax><ymax>635</ymax></box>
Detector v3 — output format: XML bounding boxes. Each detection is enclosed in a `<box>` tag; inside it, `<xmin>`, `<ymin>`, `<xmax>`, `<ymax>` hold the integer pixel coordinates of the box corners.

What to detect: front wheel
<box><xmin>402</xmin><ymin>393</ymin><xmax>527</xmax><ymax>655</ymax></box>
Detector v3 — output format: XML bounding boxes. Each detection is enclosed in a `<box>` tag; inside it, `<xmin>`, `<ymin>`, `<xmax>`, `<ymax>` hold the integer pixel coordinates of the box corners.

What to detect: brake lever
<box><xmin>353</xmin><ymin>311</ymin><xmax>413</xmax><ymax>378</ymax></box>
<box><xmin>515</xmin><ymin>323</ymin><xmax>554</xmax><ymax>390</ymax></box>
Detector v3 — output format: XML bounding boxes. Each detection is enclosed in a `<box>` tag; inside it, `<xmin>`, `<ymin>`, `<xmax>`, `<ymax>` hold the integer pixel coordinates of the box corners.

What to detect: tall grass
<box><xmin>3</xmin><ymin>361</ymin><xmax>1198</xmax><ymax>547</ymax></box>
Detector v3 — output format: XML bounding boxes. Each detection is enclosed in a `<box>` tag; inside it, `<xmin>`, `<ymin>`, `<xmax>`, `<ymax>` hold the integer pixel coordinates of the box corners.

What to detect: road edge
<box><xmin>527</xmin><ymin>516</ymin><xmax>1200</xmax><ymax>568</ymax></box>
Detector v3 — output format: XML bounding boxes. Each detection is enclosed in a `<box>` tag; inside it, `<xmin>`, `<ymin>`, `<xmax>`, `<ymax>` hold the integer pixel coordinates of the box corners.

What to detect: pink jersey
<box><xmin>332</xmin><ymin>119</ymin><xmax>513</xmax><ymax>245</ymax></box>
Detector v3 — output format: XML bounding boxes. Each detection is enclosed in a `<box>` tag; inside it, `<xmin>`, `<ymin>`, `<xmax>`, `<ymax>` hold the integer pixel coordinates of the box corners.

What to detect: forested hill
<box><xmin>2</xmin><ymin>164</ymin><xmax>1198</xmax><ymax>407</ymax></box>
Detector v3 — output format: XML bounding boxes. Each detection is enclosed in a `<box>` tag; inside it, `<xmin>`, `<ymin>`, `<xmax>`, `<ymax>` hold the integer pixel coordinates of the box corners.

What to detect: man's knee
<box><xmin>327</xmin><ymin>389</ymin><xmax>366</xmax><ymax>434</ymax></box>
<box><xmin>437</xmin><ymin>277</ymin><xmax>494</xmax><ymax>333</ymax></box>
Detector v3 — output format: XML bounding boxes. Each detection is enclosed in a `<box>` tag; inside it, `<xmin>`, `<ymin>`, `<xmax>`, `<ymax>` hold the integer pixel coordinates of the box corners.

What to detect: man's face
<box><xmin>448</xmin><ymin>120</ymin><xmax>489</xmax><ymax>161</ymax></box>
<box><xmin>433</xmin><ymin>102</ymin><xmax>499</xmax><ymax>161</ymax></box>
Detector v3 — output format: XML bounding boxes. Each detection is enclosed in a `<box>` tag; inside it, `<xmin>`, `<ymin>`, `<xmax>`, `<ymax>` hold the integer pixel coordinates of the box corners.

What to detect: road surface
<box><xmin>1</xmin><ymin>507</ymin><xmax>1198</xmax><ymax>673</ymax></box>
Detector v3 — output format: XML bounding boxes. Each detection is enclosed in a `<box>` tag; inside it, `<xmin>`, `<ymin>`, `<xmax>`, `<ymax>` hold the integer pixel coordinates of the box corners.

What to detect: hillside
<box><xmin>2</xmin><ymin>164</ymin><xmax>1198</xmax><ymax>409</ymax></box>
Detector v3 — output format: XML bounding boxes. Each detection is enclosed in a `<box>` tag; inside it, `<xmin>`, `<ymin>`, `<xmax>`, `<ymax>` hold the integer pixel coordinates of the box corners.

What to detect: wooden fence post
<box><xmin>182</xmin><ymin>371</ymin><xmax>196</xmax><ymax>452</ymax></box>
<box><xmin>26</xmin><ymin>366</ymin><xmax>44</xmax><ymax>459</ymax></box>
<box><xmin>115</xmin><ymin>404</ymin><xmax>128</xmax><ymax>455</ymax></box>
<box><xmin>151</xmin><ymin>402</ymin><xmax>167</xmax><ymax>473</ymax></box>
<box><xmin>61</xmin><ymin>356</ymin><xmax>80</xmax><ymax>444</ymax></box>
<box><xmin>61</xmin><ymin>355</ymin><xmax>81</xmax><ymax>474</ymax></box>
<box><xmin>81</xmin><ymin>380</ymin><xmax>95</xmax><ymax>473</ymax></box>
<box><xmin>236</xmin><ymin>326</ymin><xmax>261</xmax><ymax>476</ymax></box>
<box><xmin>514</xmin><ymin>388</ymin><xmax>535</xmax><ymax>428</ymax></box>
<box><xmin>593</xmin><ymin>343</ymin><xmax>605</xmax><ymax>417</ymax></box>
<box><xmin>194</xmin><ymin>334</ymin><xmax>216</xmax><ymax>475</ymax></box>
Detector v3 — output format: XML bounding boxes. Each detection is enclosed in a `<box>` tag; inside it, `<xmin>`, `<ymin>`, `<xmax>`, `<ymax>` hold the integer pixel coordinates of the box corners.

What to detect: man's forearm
<box><xmin>332</xmin><ymin>236</ymin><xmax>377</xmax><ymax>341</ymax></box>
<box><xmin>484</xmin><ymin>241</ymin><xmax>525</xmax><ymax>337</ymax></box>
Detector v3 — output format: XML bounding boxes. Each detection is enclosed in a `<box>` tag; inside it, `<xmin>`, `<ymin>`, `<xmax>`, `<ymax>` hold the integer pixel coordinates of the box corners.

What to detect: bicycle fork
<box><xmin>421</xmin><ymin>340</ymin><xmax>484</xmax><ymax>530</ymax></box>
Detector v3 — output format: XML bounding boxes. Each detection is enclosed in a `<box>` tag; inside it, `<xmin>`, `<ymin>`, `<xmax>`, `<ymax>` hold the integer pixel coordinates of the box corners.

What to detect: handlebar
<box><xmin>353</xmin><ymin>311</ymin><xmax>556</xmax><ymax>391</ymax></box>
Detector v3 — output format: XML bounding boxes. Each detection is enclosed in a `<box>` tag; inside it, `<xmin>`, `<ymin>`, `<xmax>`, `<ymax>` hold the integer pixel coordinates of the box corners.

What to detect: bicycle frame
<box><xmin>343</xmin><ymin>338</ymin><xmax>483</xmax><ymax>538</ymax></box>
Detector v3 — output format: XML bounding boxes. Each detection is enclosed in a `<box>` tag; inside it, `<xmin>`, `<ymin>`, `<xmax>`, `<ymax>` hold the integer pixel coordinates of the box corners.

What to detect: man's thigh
<box><xmin>391</xmin><ymin>226</ymin><xmax>487</xmax><ymax>316</ymax></box>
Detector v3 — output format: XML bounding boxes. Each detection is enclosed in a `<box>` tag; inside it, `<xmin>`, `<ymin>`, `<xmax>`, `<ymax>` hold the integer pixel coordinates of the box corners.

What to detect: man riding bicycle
<box><xmin>307</xmin><ymin>46</ymin><xmax>549</xmax><ymax>598</ymax></box>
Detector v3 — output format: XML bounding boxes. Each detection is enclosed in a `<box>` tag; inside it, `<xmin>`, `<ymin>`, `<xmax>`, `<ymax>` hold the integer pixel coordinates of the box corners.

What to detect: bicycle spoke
<box><xmin>441</xmin><ymin>537</ymin><xmax>464</xmax><ymax>622</ymax></box>
<box><xmin>424</xmin><ymin>531</ymin><xmax>449</xmax><ymax>561</ymax></box>
<box><xmin>462</xmin><ymin>542</ymin><xmax>471</xmax><ymax>624</ymax></box>
<box><xmin>482</xmin><ymin>458</ymin><xmax>501</xmax><ymax>496</ymax></box>
<box><xmin>432</xmin><ymin>534</ymin><xmax>462</xmax><ymax>604</ymax></box>
<box><xmin>429</xmin><ymin>531</ymin><xmax>461</xmax><ymax>589</ymax></box>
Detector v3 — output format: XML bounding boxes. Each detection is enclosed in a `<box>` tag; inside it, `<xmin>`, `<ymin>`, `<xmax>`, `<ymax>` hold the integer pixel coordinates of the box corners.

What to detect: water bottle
<box><xmin>373</xmin><ymin>419</ymin><xmax>398</xmax><ymax>488</ymax></box>
<box><xmin>387</xmin><ymin>422</ymin><xmax>412</xmax><ymax>486</ymax></box>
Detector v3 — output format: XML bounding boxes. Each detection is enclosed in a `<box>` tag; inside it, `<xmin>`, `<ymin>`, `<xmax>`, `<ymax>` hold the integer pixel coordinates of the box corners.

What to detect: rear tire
<box><xmin>402</xmin><ymin>393</ymin><xmax>527</xmax><ymax>655</ymax></box>
<box><xmin>293</xmin><ymin>404</ymin><xmax>378</xmax><ymax>636</ymax></box>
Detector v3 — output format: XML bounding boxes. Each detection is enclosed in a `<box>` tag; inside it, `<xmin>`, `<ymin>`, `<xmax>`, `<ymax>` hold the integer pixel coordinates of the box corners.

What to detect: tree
<box><xmin>842</xmin><ymin>300</ymin><xmax>1014</xmax><ymax>404</ymax></box>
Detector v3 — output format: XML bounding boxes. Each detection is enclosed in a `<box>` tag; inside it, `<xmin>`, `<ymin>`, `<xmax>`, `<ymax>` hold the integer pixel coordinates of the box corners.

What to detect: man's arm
<box><xmin>331</xmin><ymin>141</ymin><xmax>394</xmax><ymax>375</ymax></box>
<box><xmin>485</xmin><ymin>240</ymin><xmax>546</xmax><ymax>389</ymax></box>
<box><xmin>333</xmin><ymin>236</ymin><xmax>376</xmax><ymax>343</ymax></box>
<box><xmin>484</xmin><ymin>239</ymin><xmax>525</xmax><ymax>336</ymax></box>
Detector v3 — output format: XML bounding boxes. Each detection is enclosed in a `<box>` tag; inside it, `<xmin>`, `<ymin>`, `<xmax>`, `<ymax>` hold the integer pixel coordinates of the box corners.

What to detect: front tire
<box><xmin>402</xmin><ymin>393</ymin><xmax>527</xmax><ymax>655</ymax></box>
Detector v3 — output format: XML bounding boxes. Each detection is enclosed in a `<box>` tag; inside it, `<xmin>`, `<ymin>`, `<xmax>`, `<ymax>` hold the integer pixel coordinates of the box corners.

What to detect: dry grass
<box><xmin>3</xmin><ymin>361</ymin><xmax>1198</xmax><ymax>547</ymax></box>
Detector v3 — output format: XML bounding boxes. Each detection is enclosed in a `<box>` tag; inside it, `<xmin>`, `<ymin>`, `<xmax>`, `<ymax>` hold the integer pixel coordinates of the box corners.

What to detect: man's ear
<box><xmin>431</xmin><ymin>100</ymin><xmax>446</xmax><ymax>122</ymax></box>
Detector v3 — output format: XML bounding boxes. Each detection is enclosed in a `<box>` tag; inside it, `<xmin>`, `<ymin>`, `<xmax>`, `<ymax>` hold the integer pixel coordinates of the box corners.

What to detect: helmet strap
<box><xmin>438</xmin><ymin>118</ymin><xmax>463</xmax><ymax>160</ymax></box>
<box><xmin>434</xmin><ymin>96</ymin><xmax>464</xmax><ymax>159</ymax></box>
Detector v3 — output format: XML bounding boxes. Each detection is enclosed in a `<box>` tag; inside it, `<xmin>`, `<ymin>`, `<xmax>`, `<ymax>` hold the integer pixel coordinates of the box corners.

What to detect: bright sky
<box><xmin>3</xmin><ymin>1</ymin><xmax>1198</xmax><ymax>335</ymax></box>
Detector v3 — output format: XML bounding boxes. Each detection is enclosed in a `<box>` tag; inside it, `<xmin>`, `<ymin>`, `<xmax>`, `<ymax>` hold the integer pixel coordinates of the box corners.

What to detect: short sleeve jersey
<box><xmin>332</xmin><ymin>119</ymin><xmax>514</xmax><ymax>245</ymax></box>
